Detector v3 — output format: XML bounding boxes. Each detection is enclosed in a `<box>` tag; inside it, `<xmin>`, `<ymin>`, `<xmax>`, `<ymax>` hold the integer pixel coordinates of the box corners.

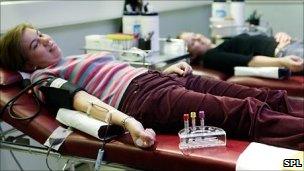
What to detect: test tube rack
<box><xmin>178</xmin><ymin>126</ymin><xmax>226</xmax><ymax>150</ymax></box>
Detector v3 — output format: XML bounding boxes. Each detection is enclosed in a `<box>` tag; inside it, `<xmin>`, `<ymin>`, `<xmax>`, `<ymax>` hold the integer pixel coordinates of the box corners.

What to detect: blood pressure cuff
<box><xmin>39</xmin><ymin>77</ymin><xmax>83</xmax><ymax>110</ymax></box>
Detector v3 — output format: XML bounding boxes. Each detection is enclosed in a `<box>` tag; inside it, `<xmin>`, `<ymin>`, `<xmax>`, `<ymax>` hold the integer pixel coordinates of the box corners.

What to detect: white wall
<box><xmin>245</xmin><ymin>1</ymin><xmax>304</xmax><ymax>39</ymax></box>
<box><xmin>1</xmin><ymin>1</ymin><xmax>211</xmax><ymax>56</ymax></box>
<box><xmin>0</xmin><ymin>1</ymin><xmax>210</xmax><ymax>33</ymax></box>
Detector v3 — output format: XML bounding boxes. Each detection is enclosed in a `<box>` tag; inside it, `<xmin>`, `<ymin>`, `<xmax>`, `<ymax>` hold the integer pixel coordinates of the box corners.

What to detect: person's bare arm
<box><xmin>248</xmin><ymin>55</ymin><xmax>304</xmax><ymax>72</ymax></box>
<box><xmin>73</xmin><ymin>90</ymin><xmax>156</xmax><ymax>148</ymax></box>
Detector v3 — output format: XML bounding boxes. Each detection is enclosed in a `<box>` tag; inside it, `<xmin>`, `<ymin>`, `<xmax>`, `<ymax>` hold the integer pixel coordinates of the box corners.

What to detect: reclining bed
<box><xmin>0</xmin><ymin>68</ymin><xmax>250</xmax><ymax>171</ymax></box>
<box><xmin>192</xmin><ymin>65</ymin><xmax>304</xmax><ymax>97</ymax></box>
<box><xmin>1</xmin><ymin>68</ymin><xmax>303</xmax><ymax>171</ymax></box>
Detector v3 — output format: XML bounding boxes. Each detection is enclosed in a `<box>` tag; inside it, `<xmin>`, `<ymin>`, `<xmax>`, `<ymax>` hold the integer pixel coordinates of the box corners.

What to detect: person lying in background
<box><xmin>1</xmin><ymin>23</ymin><xmax>303</xmax><ymax>150</ymax></box>
<box><xmin>179</xmin><ymin>32</ymin><xmax>304</xmax><ymax>75</ymax></box>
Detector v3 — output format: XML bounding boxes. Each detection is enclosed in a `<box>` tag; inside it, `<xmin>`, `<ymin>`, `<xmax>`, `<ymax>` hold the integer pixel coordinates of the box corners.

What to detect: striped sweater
<box><xmin>31</xmin><ymin>52</ymin><xmax>148</xmax><ymax>108</ymax></box>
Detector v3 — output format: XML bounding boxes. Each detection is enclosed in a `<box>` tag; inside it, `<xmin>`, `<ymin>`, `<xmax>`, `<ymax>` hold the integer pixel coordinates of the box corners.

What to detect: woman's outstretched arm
<box><xmin>248</xmin><ymin>55</ymin><xmax>304</xmax><ymax>72</ymax></box>
<box><xmin>73</xmin><ymin>90</ymin><xmax>156</xmax><ymax>148</ymax></box>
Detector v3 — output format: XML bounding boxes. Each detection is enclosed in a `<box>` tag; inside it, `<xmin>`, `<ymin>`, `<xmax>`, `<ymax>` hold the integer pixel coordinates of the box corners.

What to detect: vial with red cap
<box><xmin>183</xmin><ymin>114</ymin><xmax>189</xmax><ymax>133</ymax></box>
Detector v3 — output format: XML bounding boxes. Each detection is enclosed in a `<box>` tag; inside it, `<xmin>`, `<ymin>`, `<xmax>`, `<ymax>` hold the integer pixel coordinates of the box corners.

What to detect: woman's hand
<box><xmin>163</xmin><ymin>61</ymin><xmax>193</xmax><ymax>76</ymax></box>
<box><xmin>125</xmin><ymin>118</ymin><xmax>156</xmax><ymax>148</ymax></box>
<box><xmin>281</xmin><ymin>55</ymin><xmax>304</xmax><ymax>72</ymax></box>
<box><xmin>274</xmin><ymin>32</ymin><xmax>291</xmax><ymax>44</ymax></box>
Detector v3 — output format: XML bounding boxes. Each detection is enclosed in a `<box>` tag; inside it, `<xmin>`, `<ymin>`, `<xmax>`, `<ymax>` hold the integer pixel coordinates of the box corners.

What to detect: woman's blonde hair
<box><xmin>0</xmin><ymin>23</ymin><xmax>34</xmax><ymax>71</ymax></box>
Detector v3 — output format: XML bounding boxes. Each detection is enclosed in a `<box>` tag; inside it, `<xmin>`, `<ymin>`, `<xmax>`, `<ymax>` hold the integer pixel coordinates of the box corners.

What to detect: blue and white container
<box><xmin>122</xmin><ymin>12</ymin><xmax>141</xmax><ymax>38</ymax></box>
<box><xmin>211</xmin><ymin>0</ymin><xmax>228</xmax><ymax>21</ymax></box>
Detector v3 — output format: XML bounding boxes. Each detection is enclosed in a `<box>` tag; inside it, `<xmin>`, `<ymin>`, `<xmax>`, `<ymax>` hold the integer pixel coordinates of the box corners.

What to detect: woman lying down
<box><xmin>0</xmin><ymin>23</ymin><xmax>303</xmax><ymax>150</ymax></box>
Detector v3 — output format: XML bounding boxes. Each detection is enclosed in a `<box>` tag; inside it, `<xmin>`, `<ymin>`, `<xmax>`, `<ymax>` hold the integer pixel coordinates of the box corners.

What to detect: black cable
<box><xmin>1</xmin><ymin>78</ymin><xmax>53</xmax><ymax>170</ymax></box>
<box><xmin>0</xmin><ymin>120</ymin><xmax>22</xmax><ymax>170</ymax></box>
<box><xmin>93</xmin><ymin>124</ymin><xmax>110</xmax><ymax>170</ymax></box>
<box><xmin>45</xmin><ymin>146</ymin><xmax>53</xmax><ymax>171</ymax></box>
<box><xmin>101</xmin><ymin>120</ymin><xmax>111</xmax><ymax>149</ymax></box>
<box><xmin>1</xmin><ymin>76</ymin><xmax>111</xmax><ymax>170</ymax></box>
<box><xmin>0</xmin><ymin>77</ymin><xmax>51</xmax><ymax>120</ymax></box>
<box><xmin>45</xmin><ymin>137</ymin><xmax>65</xmax><ymax>171</ymax></box>
<box><xmin>94</xmin><ymin>113</ymin><xmax>112</xmax><ymax>170</ymax></box>
<box><xmin>6</xmin><ymin>133</ymin><xmax>28</xmax><ymax>171</ymax></box>
<box><xmin>0</xmin><ymin>123</ymin><xmax>4</xmax><ymax>141</ymax></box>
<box><xmin>9</xmin><ymin>150</ymin><xmax>24</xmax><ymax>171</ymax></box>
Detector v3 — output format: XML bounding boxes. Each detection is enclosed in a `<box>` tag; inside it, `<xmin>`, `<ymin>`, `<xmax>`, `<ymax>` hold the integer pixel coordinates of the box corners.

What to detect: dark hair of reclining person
<box><xmin>1</xmin><ymin>23</ymin><xmax>303</xmax><ymax>150</ymax></box>
<box><xmin>179</xmin><ymin>32</ymin><xmax>304</xmax><ymax>75</ymax></box>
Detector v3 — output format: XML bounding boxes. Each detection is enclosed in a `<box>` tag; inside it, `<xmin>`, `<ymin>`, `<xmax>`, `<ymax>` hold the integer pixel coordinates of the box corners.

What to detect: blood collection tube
<box><xmin>190</xmin><ymin>112</ymin><xmax>196</xmax><ymax>130</ymax></box>
<box><xmin>183</xmin><ymin>114</ymin><xmax>189</xmax><ymax>133</ymax></box>
<box><xmin>199</xmin><ymin>111</ymin><xmax>205</xmax><ymax>129</ymax></box>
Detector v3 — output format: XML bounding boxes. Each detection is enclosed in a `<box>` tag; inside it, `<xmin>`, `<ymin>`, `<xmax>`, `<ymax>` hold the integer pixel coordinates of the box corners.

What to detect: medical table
<box><xmin>0</xmin><ymin>68</ymin><xmax>250</xmax><ymax>171</ymax></box>
<box><xmin>192</xmin><ymin>65</ymin><xmax>304</xmax><ymax>97</ymax></box>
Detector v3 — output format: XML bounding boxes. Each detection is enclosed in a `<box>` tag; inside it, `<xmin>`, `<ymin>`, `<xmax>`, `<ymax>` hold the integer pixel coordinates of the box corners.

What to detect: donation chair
<box><xmin>192</xmin><ymin>65</ymin><xmax>304</xmax><ymax>98</ymax></box>
<box><xmin>0</xmin><ymin>68</ymin><xmax>250</xmax><ymax>171</ymax></box>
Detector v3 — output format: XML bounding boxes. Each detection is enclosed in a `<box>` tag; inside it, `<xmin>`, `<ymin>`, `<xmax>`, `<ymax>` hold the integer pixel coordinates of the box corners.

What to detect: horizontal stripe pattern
<box><xmin>31</xmin><ymin>52</ymin><xmax>147</xmax><ymax>108</ymax></box>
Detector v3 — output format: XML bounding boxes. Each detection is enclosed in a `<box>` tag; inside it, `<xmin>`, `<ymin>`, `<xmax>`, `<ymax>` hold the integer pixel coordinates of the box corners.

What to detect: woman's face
<box><xmin>21</xmin><ymin>28</ymin><xmax>62</xmax><ymax>70</ymax></box>
<box><xmin>180</xmin><ymin>32</ymin><xmax>212</xmax><ymax>58</ymax></box>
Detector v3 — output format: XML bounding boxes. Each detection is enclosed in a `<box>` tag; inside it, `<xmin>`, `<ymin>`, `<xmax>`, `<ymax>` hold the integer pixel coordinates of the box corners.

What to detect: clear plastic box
<box><xmin>178</xmin><ymin>126</ymin><xmax>226</xmax><ymax>150</ymax></box>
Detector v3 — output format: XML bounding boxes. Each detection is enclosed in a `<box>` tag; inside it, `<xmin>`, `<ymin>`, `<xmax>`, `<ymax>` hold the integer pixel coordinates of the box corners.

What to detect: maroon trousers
<box><xmin>119</xmin><ymin>71</ymin><xmax>304</xmax><ymax>150</ymax></box>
